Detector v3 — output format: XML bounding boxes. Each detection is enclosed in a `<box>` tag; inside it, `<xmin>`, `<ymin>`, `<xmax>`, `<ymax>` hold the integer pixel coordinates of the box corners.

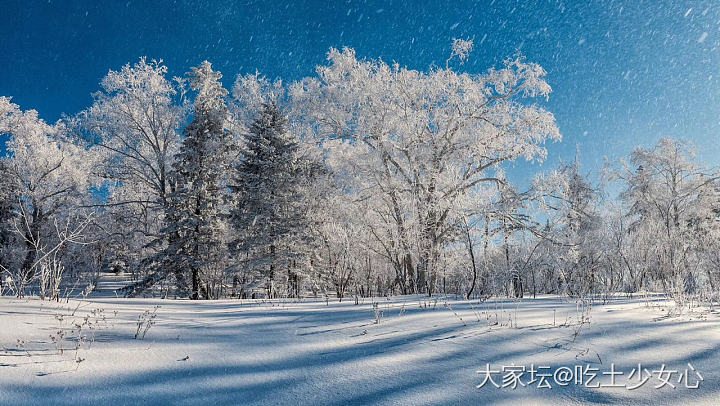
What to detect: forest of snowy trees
<box><xmin>1</xmin><ymin>40</ymin><xmax>719</xmax><ymax>305</ymax></box>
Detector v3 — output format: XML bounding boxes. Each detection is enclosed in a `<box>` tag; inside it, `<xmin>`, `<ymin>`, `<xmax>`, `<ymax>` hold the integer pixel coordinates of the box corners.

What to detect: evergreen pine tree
<box><xmin>169</xmin><ymin>61</ymin><xmax>232</xmax><ymax>299</ymax></box>
<box><xmin>124</xmin><ymin>61</ymin><xmax>232</xmax><ymax>298</ymax></box>
<box><xmin>230</xmin><ymin>102</ymin><xmax>320</xmax><ymax>298</ymax></box>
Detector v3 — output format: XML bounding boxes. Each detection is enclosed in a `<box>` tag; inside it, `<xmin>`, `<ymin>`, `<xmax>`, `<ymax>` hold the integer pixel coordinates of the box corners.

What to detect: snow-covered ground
<box><xmin>1</xmin><ymin>294</ymin><xmax>718</xmax><ymax>405</ymax></box>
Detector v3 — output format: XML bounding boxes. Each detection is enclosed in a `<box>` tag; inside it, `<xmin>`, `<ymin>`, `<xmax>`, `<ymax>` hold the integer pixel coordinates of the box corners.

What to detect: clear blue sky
<box><xmin>1</xmin><ymin>0</ymin><xmax>718</xmax><ymax>184</ymax></box>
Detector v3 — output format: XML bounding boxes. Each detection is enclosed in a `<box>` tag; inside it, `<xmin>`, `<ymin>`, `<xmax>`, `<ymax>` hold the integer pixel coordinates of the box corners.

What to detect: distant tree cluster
<box><xmin>1</xmin><ymin>41</ymin><xmax>718</xmax><ymax>304</ymax></box>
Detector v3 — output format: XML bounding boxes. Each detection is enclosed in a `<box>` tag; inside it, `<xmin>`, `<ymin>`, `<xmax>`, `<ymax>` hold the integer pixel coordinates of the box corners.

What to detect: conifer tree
<box><xmin>230</xmin><ymin>101</ymin><xmax>320</xmax><ymax>298</ymax></box>
<box><xmin>169</xmin><ymin>61</ymin><xmax>232</xmax><ymax>299</ymax></box>
<box><xmin>125</xmin><ymin>61</ymin><xmax>232</xmax><ymax>298</ymax></box>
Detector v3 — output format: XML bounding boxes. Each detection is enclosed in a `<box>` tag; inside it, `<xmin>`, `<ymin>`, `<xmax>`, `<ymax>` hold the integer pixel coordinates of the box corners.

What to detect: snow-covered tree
<box><xmin>534</xmin><ymin>158</ymin><xmax>603</xmax><ymax>296</ymax></box>
<box><xmin>0</xmin><ymin>97</ymin><xmax>93</xmax><ymax>296</ymax></box>
<box><xmin>292</xmin><ymin>42</ymin><xmax>561</xmax><ymax>295</ymax></box>
<box><xmin>125</xmin><ymin>61</ymin><xmax>232</xmax><ymax>299</ymax></box>
<box><xmin>81</xmin><ymin>58</ymin><xmax>187</xmax><ymax>275</ymax></box>
<box><xmin>230</xmin><ymin>101</ymin><xmax>322</xmax><ymax>298</ymax></box>
<box><xmin>0</xmin><ymin>160</ymin><xmax>18</xmax><ymax>290</ymax></box>
<box><xmin>613</xmin><ymin>138</ymin><xmax>719</xmax><ymax>299</ymax></box>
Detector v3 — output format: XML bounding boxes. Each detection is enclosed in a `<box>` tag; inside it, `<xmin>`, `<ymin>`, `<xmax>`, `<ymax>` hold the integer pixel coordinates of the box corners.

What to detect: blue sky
<box><xmin>1</xmin><ymin>0</ymin><xmax>718</xmax><ymax>185</ymax></box>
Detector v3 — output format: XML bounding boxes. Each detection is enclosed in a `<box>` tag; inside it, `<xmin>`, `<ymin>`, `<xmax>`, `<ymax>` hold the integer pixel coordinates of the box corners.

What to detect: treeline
<box><xmin>0</xmin><ymin>41</ymin><xmax>718</xmax><ymax>303</ymax></box>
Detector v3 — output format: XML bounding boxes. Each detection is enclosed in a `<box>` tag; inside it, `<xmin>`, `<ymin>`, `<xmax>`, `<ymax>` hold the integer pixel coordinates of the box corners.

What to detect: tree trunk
<box><xmin>191</xmin><ymin>267</ymin><xmax>200</xmax><ymax>299</ymax></box>
<box><xmin>465</xmin><ymin>219</ymin><xmax>477</xmax><ymax>300</ymax></box>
